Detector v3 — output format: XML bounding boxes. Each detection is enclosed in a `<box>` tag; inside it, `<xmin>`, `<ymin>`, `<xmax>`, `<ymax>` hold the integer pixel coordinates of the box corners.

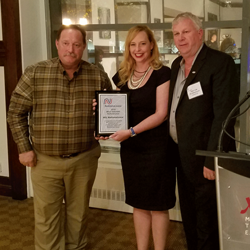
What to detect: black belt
<box><xmin>59</xmin><ymin>152</ymin><xmax>80</xmax><ymax>158</ymax></box>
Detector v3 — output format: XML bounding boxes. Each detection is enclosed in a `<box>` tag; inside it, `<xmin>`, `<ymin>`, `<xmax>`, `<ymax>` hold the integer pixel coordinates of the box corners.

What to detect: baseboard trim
<box><xmin>0</xmin><ymin>176</ymin><xmax>12</xmax><ymax>197</ymax></box>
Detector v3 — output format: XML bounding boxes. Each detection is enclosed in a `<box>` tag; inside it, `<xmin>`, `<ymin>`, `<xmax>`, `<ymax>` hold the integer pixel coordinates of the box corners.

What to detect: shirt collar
<box><xmin>57</xmin><ymin>58</ymin><xmax>84</xmax><ymax>76</ymax></box>
<box><xmin>180</xmin><ymin>43</ymin><xmax>204</xmax><ymax>68</ymax></box>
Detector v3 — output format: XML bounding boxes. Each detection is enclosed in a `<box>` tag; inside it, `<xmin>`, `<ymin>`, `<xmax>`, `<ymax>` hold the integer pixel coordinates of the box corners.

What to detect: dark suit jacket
<box><xmin>169</xmin><ymin>44</ymin><xmax>239</xmax><ymax>184</ymax></box>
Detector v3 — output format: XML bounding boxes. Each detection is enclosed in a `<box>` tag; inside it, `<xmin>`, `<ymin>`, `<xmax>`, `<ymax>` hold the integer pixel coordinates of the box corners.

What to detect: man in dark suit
<box><xmin>168</xmin><ymin>12</ymin><xmax>239</xmax><ymax>250</ymax></box>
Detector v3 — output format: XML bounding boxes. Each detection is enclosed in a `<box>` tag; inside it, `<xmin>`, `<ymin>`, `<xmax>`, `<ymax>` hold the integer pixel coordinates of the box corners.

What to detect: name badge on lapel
<box><xmin>187</xmin><ymin>82</ymin><xmax>203</xmax><ymax>100</ymax></box>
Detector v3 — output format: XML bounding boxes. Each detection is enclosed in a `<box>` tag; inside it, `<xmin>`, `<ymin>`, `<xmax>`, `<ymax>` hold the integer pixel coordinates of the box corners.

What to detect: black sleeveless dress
<box><xmin>112</xmin><ymin>66</ymin><xmax>176</xmax><ymax>211</ymax></box>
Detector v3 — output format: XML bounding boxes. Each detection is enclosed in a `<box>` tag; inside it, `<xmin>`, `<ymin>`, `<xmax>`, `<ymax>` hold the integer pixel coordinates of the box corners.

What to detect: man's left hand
<box><xmin>203</xmin><ymin>166</ymin><xmax>215</xmax><ymax>180</ymax></box>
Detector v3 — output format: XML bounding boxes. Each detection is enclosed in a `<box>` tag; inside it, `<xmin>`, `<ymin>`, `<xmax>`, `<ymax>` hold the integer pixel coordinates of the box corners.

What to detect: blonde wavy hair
<box><xmin>117</xmin><ymin>25</ymin><xmax>162</xmax><ymax>87</ymax></box>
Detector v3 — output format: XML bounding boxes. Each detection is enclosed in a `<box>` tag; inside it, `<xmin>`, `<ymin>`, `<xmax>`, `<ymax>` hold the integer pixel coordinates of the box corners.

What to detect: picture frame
<box><xmin>95</xmin><ymin>91</ymin><xmax>129</xmax><ymax>136</ymax></box>
<box><xmin>98</xmin><ymin>7</ymin><xmax>111</xmax><ymax>39</ymax></box>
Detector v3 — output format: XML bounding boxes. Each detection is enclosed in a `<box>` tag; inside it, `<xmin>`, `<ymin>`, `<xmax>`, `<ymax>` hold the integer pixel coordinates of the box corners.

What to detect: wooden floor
<box><xmin>0</xmin><ymin>195</ymin><xmax>187</xmax><ymax>250</ymax></box>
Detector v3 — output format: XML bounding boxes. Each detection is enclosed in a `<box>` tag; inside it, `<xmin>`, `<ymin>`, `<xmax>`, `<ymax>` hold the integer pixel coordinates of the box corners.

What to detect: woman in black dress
<box><xmin>109</xmin><ymin>26</ymin><xmax>176</xmax><ymax>250</ymax></box>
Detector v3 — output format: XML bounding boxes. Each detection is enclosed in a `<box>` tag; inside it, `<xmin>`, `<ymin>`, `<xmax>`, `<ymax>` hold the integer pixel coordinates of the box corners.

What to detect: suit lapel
<box><xmin>169</xmin><ymin>56</ymin><xmax>182</xmax><ymax>111</ymax></box>
<box><xmin>178</xmin><ymin>44</ymin><xmax>208</xmax><ymax>104</ymax></box>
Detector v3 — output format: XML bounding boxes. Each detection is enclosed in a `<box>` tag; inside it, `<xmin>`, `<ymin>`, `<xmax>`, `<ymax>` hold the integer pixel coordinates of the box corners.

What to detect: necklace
<box><xmin>129</xmin><ymin>66</ymin><xmax>151</xmax><ymax>89</ymax></box>
<box><xmin>134</xmin><ymin>69</ymin><xmax>147</xmax><ymax>73</ymax></box>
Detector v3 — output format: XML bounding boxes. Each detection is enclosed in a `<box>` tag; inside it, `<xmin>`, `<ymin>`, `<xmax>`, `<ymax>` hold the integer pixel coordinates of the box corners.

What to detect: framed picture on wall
<box><xmin>207</xmin><ymin>13</ymin><xmax>219</xmax><ymax>50</ymax></box>
<box><xmin>98</xmin><ymin>7</ymin><xmax>111</xmax><ymax>39</ymax></box>
<box><xmin>154</xmin><ymin>18</ymin><xmax>163</xmax><ymax>48</ymax></box>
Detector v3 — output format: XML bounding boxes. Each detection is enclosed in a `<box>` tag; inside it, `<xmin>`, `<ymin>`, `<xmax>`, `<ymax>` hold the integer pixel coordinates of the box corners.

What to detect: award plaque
<box><xmin>95</xmin><ymin>91</ymin><xmax>129</xmax><ymax>136</ymax></box>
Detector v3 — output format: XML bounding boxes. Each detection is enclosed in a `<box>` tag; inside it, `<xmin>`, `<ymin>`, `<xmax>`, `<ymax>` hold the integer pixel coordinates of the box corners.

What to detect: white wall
<box><xmin>190</xmin><ymin>0</ymin><xmax>204</xmax><ymax>17</ymax></box>
<box><xmin>150</xmin><ymin>0</ymin><xmax>163</xmax><ymax>23</ymax></box>
<box><xmin>220</xmin><ymin>6</ymin><xmax>242</xmax><ymax>21</ymax></box>
<box><xmin>0</xmin><ymin>0</ymin><xmax>48</xmax><ymax>178</ymax></box>
<box><xmin>18</xmin><ymin>0</ymin><xmax>48</xmax><ymax>196</ymax></box>
<box><xmin>19</xmin><ymin>0</ymin><xmax>48</xmax><ymax>69</ymax></box>
<box><xmin>163</xmin><ymin>0</ymin><xmax>223</xmax><ymax>19</ymax></box>
<box><xmin>220</xmin><ymin>7</ymin><xmax>242</xmax><ymax>48</ymax></box>
<box><xmin>164</xmin><ymin>0</ymin><xmax>199</xmax><ymax>15</ymax></box>
<box><xmin>204</xmin><ymin>1</ymin><xmax>219</xmax><ymax>21</ymax></box>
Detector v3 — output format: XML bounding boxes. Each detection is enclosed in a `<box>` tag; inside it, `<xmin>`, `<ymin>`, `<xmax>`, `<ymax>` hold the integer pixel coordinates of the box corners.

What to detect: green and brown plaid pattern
<box><xmin>7</xmin><ymin>58</ymin><xmax>112</xmax><ymax>155</ymax></box>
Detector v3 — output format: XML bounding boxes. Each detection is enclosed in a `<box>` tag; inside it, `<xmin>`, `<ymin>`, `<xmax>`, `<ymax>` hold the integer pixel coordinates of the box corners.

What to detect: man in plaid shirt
<box><xmin>8</xmin><ymin>24</ymin><xmax>112</xmax><ymax>250</ymax></box>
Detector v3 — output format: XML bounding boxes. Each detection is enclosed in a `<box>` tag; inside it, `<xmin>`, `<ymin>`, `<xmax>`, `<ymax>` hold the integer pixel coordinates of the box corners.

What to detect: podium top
<box><xmin>196</xmin><ymin>150</ymin><xmax>250</xmax><ymax>178</ymax></box>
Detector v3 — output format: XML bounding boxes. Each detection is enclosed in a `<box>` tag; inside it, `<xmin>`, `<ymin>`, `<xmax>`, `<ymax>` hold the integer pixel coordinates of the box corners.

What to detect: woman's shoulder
<box><xmin>153</xmin><ymin>65</ymin><xmax>171</xmax><ymax>82</ymax></box>
<box><xmin>160</xmin><ymin>65</ymin><xmax>171</xmax><ymax>72</ymax></box>
<box><xmin>154</xmin><ymin>65</ymin><xmax>171</xmax><ymax>75</ymax></box>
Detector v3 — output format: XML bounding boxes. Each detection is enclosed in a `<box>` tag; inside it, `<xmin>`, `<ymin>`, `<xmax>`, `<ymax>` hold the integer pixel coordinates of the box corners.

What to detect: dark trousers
<box><xmin>169</xmin><ymin>137</ymin><xmax>220</xmax><ymax>250</ymax></box>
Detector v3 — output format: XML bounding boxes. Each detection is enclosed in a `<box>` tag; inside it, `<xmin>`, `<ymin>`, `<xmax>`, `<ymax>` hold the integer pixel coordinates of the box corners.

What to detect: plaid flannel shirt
<box><xmin>7</xmin><ymin>58</ymin><xmax>112</xmax><ymax>155</ymax></box>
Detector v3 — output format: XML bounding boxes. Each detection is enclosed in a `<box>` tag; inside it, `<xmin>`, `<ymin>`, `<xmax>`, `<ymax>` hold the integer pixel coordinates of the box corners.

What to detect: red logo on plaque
<box><xmin>104</xmin><ymin>98</ymin><xmax>112</xmax><ymax>104</ymax></box>
<box><xmin>241</xmin><ymin>197</ymin><xmax>250</xmax><ymax>214</ymax></box>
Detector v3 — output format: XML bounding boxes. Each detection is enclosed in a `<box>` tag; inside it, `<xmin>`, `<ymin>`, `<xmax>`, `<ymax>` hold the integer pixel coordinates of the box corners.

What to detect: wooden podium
<box><xmin>196</xmin><ymin>150</ymin><xmax>250</xmax><ymax>250</ymax></box>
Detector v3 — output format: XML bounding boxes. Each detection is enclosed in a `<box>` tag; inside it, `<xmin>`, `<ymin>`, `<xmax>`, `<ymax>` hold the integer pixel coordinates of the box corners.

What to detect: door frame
<box><xmin>0</xmin><ymin>0</ymin><xmax>27</xmax><ymax>199</ymax></box>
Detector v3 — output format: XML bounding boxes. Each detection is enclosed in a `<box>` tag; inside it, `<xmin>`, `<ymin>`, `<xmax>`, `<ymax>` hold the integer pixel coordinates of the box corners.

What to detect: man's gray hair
<box><xmin>172</xmin><ymin>12</ymin><xmax>203</xmax><ymax>30</ymax></box>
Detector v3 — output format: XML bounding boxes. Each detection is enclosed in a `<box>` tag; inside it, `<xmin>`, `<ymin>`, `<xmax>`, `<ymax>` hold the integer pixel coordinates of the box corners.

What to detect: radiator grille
<box><xmin>91</xmin><ymin>188</ymin><xmax>126</xmax><ymax>202</ymax></box>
